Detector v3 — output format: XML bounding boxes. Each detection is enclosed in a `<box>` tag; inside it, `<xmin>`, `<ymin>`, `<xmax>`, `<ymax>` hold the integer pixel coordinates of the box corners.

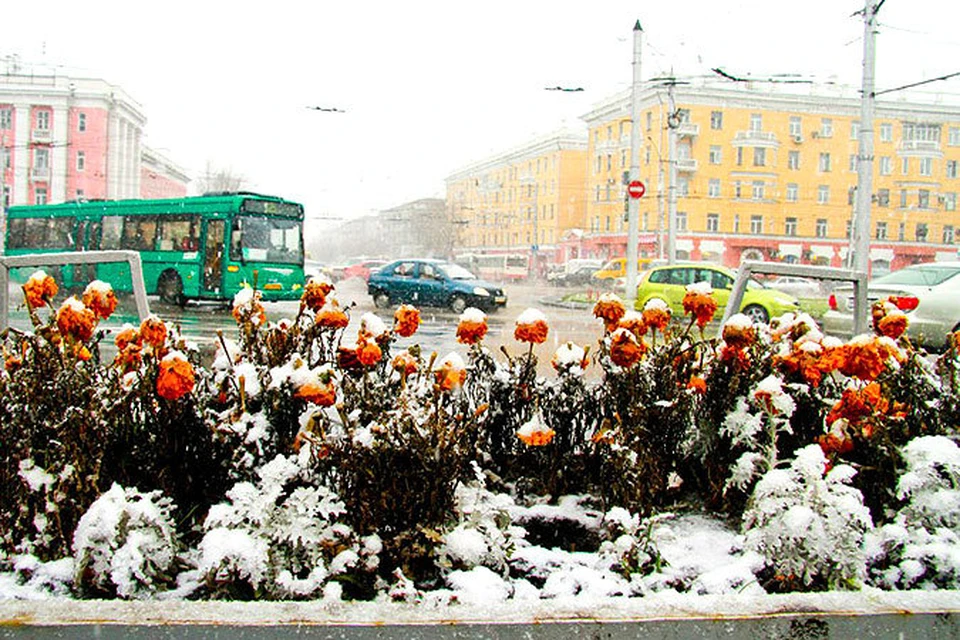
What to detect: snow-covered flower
<box><xmin>514</xmin><ymin>308</ymin><xmax>549</xmax><ymax>344</ymax></box>
<box><xmin>456</xmin><ymin>307</ymin><xmax>488</xmax><ymax>344</ymax></box>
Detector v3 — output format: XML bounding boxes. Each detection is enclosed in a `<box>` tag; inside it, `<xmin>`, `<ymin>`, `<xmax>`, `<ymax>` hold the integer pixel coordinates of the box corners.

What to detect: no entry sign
<box><xmin>627</xmin><ymin>180</ymin><xmax>646</xmax><ymax>199</ymax></box>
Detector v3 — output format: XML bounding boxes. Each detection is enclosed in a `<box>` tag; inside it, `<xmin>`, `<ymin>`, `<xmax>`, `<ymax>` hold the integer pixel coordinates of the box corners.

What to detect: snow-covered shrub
<box><xmin>866</xmin><ymin>436</ymin><xmax>960</xmax><ymax>589</ymax></box>
<box><xmin>743</xmin><ymin>444</ymin><xmax>873</xmax><ymax>591</ymax></box>
<box><xmin>73</xmin><ymin>484</ymin><xmax>179</xmax><ymax>598</ymax></box>
<box><xmin>198</xmin><ymin>452</ymin><xmax>370</xmax><ymax>599</ymax></box>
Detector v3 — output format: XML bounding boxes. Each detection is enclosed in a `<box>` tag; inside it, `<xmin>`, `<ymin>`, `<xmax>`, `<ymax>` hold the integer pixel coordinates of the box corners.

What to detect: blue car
<box><xmin>368</xmin><ymin>259</ymin><xmax>508</xmax><ymax>313</ymax></box>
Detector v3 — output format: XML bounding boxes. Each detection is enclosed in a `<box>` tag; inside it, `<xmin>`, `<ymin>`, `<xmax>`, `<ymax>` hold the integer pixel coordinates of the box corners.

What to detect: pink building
<box><xmin>0</xmin><ymin>72</ymin><xmax>189</xmax><ymax>209</ymax></box>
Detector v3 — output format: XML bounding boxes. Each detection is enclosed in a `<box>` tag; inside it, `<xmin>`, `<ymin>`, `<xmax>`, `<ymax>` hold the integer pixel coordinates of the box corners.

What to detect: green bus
<box><xmin>2</xmin><ymin>192</ymin><xmax>306</xmax><ymax>305</ymax></box>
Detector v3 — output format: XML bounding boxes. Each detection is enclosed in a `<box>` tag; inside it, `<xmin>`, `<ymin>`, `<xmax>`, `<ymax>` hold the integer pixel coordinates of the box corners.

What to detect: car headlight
<box><xmin>473</xmin><ymin>287</ymin><xmax>491</xmax><ymax>296</ymax></box>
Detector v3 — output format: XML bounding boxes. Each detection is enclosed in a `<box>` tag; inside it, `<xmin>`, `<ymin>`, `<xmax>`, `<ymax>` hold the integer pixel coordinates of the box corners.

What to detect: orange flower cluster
<box><xmin>609</xmin><ymin>328</ymin><xmax>645</xmax><ymax>368</ymax></box>
<box><xmin>825</xmin><ymin>382</ymin><xmax>901</xmax><ymax>438</ymax></box>
<box><xmin>113</xmin><ymin>324</ymin><xmax>143</xmax><ymax>372</ymax></box>
<box><xmin>593</xmin><ymin>294</ymin><xmax>626</xmax><ymax>332</ymax></box>
<box><xmin>616</xmin><ymin>311</ymin><xmax>647</xmax><ymax>338</ymax></box>
<box><xmin>871</xmin><ymin>298</ymin><xmax>909</xmax><ymax>340</ymax></box>
<box><xmin>139</xmin><ymin>316</ymin><xmax>169</xmax><ymax>354</ymax></box>
<box><xmin>682</xmin><ymin>286</ymin><xmax>718</xmax><ymax>330</ymax></box>
<box><xmin>82</xmin><ymin>281</ymin><xmax>118</xmax><ymax>320</ymax></box>
<box><xmin>722</xmin><ymin>317</ymin><xmax>756</xmax><ymax>350</ymax></box>
<box><xmin>642</xmin><ymin>301</ymin><xmax>671</xmax><ymax>332</ymax></box>
<box><xmin>686</xmin><ymin>375</ymin><xmax>707</xmax><ymax>394</ymax></box>
<box><xmin>551</xmin><ymin>342</ymin><xmax>589</xmax><ymax>373</ymax></box>
<box><xmin>156</xmin><ymin>352</ymin><xmax>196</xmax><ymax>401</ymax></box>
<box><xmin>817</xmin><ymin>431</ymin><xmax>854</xmax><ymax>457</ymax></box>
<box><xmin>56</xmin><ymin>297</ymin><xmax>97</xmax><ymax>343</ymax></box>
<box><xmin>392</xmin><ymin>352</ymin><xmax>419</xmax><ymax>376</ymax></box>
<box><xmin>434</xmin><ymin>354</ymin><xmax>467</xmax><ymax>392</ymax></box>
<box><xmin>23</xmin><ymin>271</ymin><xmax>58</xmax><ymax>309</ymax></box>
<box><xmin>316</xmin><ymin>300</ymin><xmax>349</xmax><ymax>330</ymax></box>
<box><xmin>456</xmin><ymin>310</ymin><xmax>488</xmax><ymax>344</ymax></box>
<box><xmin>295</xmin><ymin>377</ymin><xmax>337</xmax><ymax>406</ymax></box>
<box><xmin>394</xmin><ymin>304</ymin><xmax>421</xmax><ymax>338</ymax></box>
<box><xmin>515</xmin><ymin>309</ymin><xmax>549</xmax><ymax>344</ymax></box>
<box><xmin>232</xmin><ymin>288</ymin><xmax>267</xmax><ymax>326</ymax></box>
<box><xmin>301</xmin><ymin>279</ymin><xmax>333</xmax><ymax>313</ymax></box>
<box><xmin>356</xmin><ymin>336</ymin><xmax>383</xmax><ymax>366</ymax></box>
<box><xmin>836</xmin><ymin>335</ymin><xmax>902</xmax><ymax>381</ymax></box>
<box><xmin>517</xmin><ymin>416</ymin><xmax>556</xmax><ymax>446</ymax></box>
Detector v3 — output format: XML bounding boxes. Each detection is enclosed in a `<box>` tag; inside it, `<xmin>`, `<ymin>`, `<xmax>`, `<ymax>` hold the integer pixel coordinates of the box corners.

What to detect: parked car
<box><xmin>821</xmin><ymin>261</ymin><xmax>960</xmax><ymax>349</ymax></box>
<box><xmin>368</xmin><ymin>259</ymin><xmax>507</xmax><ymax>313</ymax></box>
<box><xmin>549</xmin><ymin>262</ymin><xmax>604</xmax><ymax>287</ymax></box>
<box><xmin>342</xmin><ymin>259</ymin><xmax>389</xmax><ymax>282</ymax></box>
<box><xmin>593</xmin><ymin>257</ymin><xmax>653</xmax><ymax>281</ymax></box>
<box><xmin>764</xmin><ymin>276</ymin><xmax>824</xmax><ymax>299</ymax></box>
<box><xmin>633</xmin><ymin>263</ymin><xmax>801</xmax><ymax>324</ymax></box>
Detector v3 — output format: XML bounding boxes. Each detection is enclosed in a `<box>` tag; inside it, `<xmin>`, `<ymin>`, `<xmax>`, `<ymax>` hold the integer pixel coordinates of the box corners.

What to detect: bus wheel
<box><xmin>158</xmin><ymin>271</ymin><xmax>186</xmax><ymax>307</ymax></box>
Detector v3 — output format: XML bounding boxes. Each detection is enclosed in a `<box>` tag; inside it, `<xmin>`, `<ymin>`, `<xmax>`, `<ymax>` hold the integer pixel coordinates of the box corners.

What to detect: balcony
<box><xmin>31</xmin><ymin>128</ymin><xmax>52</xmax><ymax>143</ymax></box>
<box><xmin>676</xmin><ymin>158</ymin><xmax>698</xmax><ymax>172</ymax></box>
<box><xmin>899</xmin><ymin>139</ymin><xmax>943</xmax><ymax>156</ymax></box>
<box><xmin>732</xmin><ymin>131</ymin><xmax>779</xmax><ymax>147</ymax></box>
<box><xmin>675</xmin><ymin>121</ymin><xmax>700</xmax><ymax>137</ymax></box>
<box><xmin>30</xmin><ymin>167</ymin><xmax>50</xmax><ymax>181</ymax></box>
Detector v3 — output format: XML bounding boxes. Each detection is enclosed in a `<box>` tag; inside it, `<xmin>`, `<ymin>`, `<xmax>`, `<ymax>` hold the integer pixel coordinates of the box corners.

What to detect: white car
<box><xmin>821</xmin><ymin>261</ymin><xmax>960</xmax><ymax>349</ymax></box>
<box><xmin>765</xmin><ymin>276</ymin><xmax>823</xmax><ymax>299</ymax></box>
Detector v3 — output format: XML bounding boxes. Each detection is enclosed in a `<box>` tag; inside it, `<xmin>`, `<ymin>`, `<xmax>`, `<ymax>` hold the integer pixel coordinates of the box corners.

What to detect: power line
<box><xmin>874</xmin><ymin>70</ymin><xmax>960</xmax><ymax>96</ymax></box>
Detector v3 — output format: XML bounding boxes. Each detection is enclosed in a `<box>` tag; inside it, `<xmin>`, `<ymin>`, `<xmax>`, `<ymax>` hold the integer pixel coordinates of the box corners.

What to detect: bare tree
<box><xmin>193</xmin><ymin>161</ymin><xmax>249</xmax><ymax>194</ymax></box>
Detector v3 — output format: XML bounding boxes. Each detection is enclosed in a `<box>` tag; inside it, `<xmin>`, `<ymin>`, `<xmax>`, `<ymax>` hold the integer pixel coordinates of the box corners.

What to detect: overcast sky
<box><xmin>4</xmin><ymin>1</ymin><xmax>960</xmax><ymax>227</ymax></box>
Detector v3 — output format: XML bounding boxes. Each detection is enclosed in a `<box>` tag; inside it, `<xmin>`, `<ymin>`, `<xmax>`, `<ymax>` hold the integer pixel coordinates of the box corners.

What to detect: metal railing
<box><xmin>722</xmin><ymin>260</ymin><xmax>868</xmax><ymax>335</ymax></box>
<box><xmin>0</xmin><ymin>250</ymin><xmax>151</xmax><ymax>330</ymax></box>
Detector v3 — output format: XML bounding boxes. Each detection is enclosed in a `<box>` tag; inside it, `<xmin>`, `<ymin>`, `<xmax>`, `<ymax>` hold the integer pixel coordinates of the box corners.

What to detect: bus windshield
<box><xmin>230</xmin><ymin>215</ymin><xmax>303</xmax><ymax>265</ymax></box>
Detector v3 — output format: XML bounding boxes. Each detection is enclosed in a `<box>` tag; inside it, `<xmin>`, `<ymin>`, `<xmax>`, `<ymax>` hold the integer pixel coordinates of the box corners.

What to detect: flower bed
<box><xmin>1</xmin><ymin>272</ymin><xmax>960</xmax><ymax>605</ymax></box>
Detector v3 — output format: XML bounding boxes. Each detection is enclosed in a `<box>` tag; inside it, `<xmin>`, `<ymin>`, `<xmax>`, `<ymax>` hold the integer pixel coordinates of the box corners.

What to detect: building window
<box><xmin>786</xmin><ymin>183</ymin><xmax>798</xmax><ymax>202</ymax></box>
<box><xmin>948</xmin><ymin>160</ymin><xmax>958</xmax><ymax>179</ymax></box>
<box><xmin>902</xmin><ymin>157</ymin><xmax>910</xmax><ymax>175</ymax></box>
<box><xmin>709</xmin><ymin>145</ymin><xmax>721</xmax><ymax>164</ymax></box>
<box><xmin>35</xmin><ymin>187</ymin><xmax>48</xmax><ymax>205</ymax></box>
<box><xmin>76</xmin><ymin>151</ymin><xmax>85</xmax><ymax>171</ymax></box>
<box><xmin>595</xmin><ymin>155</ymin><xmax>602</xmax><ymax>173</ymax></box>
<box><xmin>734</xmin><ymin>181</ymin><xmax>742</xmax><ymax>199</ymax></box>
<box><xmin>846</xmin><ymin>220</ymin><xmax>852</xmax><ymax>238</ymax></box>
<box><xmin>785</xmin><ymin>217</ymin><xmax>798</xmax><ymax>236</ymax></box>
<box><xmin>849</xmin><ymin>154</ymin><xmax>858</xmax><ymax>172</ymax></box>
<box><xmin>899</xmin><ymin>222</ymin><xmax>906</xmax><ymax>240</ymax></box>
<box><xmin>1</xmin><ymin>147</ymin><xmax>9</xmax><ymax>169</ymax></box>
<box><xmin>877</xmin><ymin>188</ymin><xmax>890</xmax><ymax>207</ymax></box>
<box><xmin>710</xmin><ymin>110</ymin><xmax>723</xmax><ymax>130</ymax></box>
<box><xmin>919</xmin><ymin>189</ymin><xmax>930</xmax><ymax>208</ymax></box>
<box><xmin>2</xmin><ymin>186</ymin><xmax>9</xmax><ymax>209</ymax></box>
<box><xmin>818</xmin><ymin>185</ymin><xmax>830</xmax><ymax>204</ymax></box>
<box><xmin>880</xmin><ymin>122</ymin><xmax>893</xmax><ymax>142</ymax></box>
<box><xmin>752</xmin><ymin>180</ymin><xmax>764</xmax><ymax>201</ymax></box>
<box><xmin>621</xmin><ymin>149</ymin><xmax>627</xmax><ymax>167</ymax></box>
<box><xmin>750</xmin><ymin>215</ymin><xmax>763</xmax><ymax>234</ymax></box>
<box><xmin>708</xmin><ymin>179</ymin><xmax>721</xmax><ymax>198</ymax></box>
<box><xmin>920</xmin><ymin>157</ymin><xmax>933</xmax><ymax>176</ymax></box>
<box><xmin>0</xmin><ymin>108</ymin><xmax>11</xmax><ymax>129</ymax></box>
<box><xmin>734</xmin><ymin>214</ymin><xmax>740</xmax><ymax>233</ymax></box>
<box><xmin>876</xmin><ymin>221</ymin><xmax>887</xmax><ymax>240</ymax></box>
<box><xmin>736</xmin><ymin>147</ymin><xmax>743</xmax><ymax>166</ymax></box>
<box><xmin>753</xmin><ymin>147</ymin><xmax>766</xmax><ymax>166</ymax></box>
<box><xmin>34</xmin><ymin>148</ymin><xmax>49</xmax><ymax>170</ymax></box>
<box><xmin>677</xmin><ymin>177</ymin><xmax>690</xmax><ymax>197</ymax></box>
<box><xmin>76</xmin><ymin>189</ymin><xmax>84</xmax><ymax>200</ymax></box>
<box><xmin>820</xmin><ymin>118</ymin><xmax>833</xmax><ymax>138</ymax></box>
<box><xmin>707</xmin><ymin>213</ymin><xmax>719</xmax><ymax>232</ymax></box>
<box><xmin>946</xmin><ymin>192</ymin><xmax>957</xmax><ymax>211</ymax></box>
<box><xmin>749</xmin><ymin>113</ymin><xmax>762</xmax><ymax>132</ymax></box>
<box><xmin>78</xmin><ymin>113</ymin><xmax>86</xmax><ymax>132</ymax></box>
<box><xmin>646</xmin><ymin>111</ymin><xmax>652</xmax><ymax>131</ymax></box>
<box><xmin>788</xmin><ymin>150</ymin><xmax>800</xmax><ymax>170</ymax></box>
<box><xmin>917</xmin><ymin>223</ymin><xmax>929</xmax><ymax>242</ymax></box>
<box><xmin>900</xmin><ymin>189</ymin><xmax>908</xmax><ymax>208</ymax></box>
<box><xmin>851</xmin><ymin>121</ymin><xmax>860</xmax><ymax>140</ymax></box>
<box><xmin>816</xmin><ymin>218</ymin><xmax>828</xmax><ymax>238</ymax></box>
<box><xmin>819</xmin><ymin>152</ymin><xmax>831</xmax><ymax>172</ymax></box>
<box><xmin>903</xmin><ymin>122</ymin><xmax>942</xmax><ymax>145</ymax></box>
<box><xmin>879</xmin><ymin>156</ymin><xmax>892</xmax><ymax>175</ymax></box>
<box><xmin>789</xmin><ymin>116</ymin><xmax>802</xmax><ymax>138</ymax></box>
<box><xmin>646</xmin><ymin>147</ymin><xmax>651</xmax><ymax>165</ymax></box>
<box><xmin>595</xmin><ymin>185</ymin><xmax>601</xmax><ymax>201</ymax></box>
<box><xmin>676</xmin><ymin>212</ymin><xmax>688</xmax><ymax>231</ymax></box>
<box><xmin>950</xmin><ymin>127</ymin><xmax>960</xmax><ymax>146</ymax></box>
<box><xmin>944</xmin><ymin>225</ymin><xmax>955</xmax><ymax>244</ymax></box>
<box><xmin>848</xmin><ymin>186</ymin><xmax>857</xmax><ymax>206</ymax></box>
<box><xmin>36</xmin><ymin>111</ymin><xmax>50</xmax><ymax>130</ymax></box>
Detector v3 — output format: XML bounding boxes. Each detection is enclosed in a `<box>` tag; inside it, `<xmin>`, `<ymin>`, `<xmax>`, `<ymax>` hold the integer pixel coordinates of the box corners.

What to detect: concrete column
<box><xmin>51</xmin><ymin>106</ymin><xmax>69</xmax><ymax>202</ymax></box>
<box><xmin>12</xmin><ymin>103</ymin><xmax>30</xmax><ymax>205</ymax></box>
<box><xmin>107</xmin><ymin>110</ymin><xmax>119</xmax><ymax>199</ymax></box>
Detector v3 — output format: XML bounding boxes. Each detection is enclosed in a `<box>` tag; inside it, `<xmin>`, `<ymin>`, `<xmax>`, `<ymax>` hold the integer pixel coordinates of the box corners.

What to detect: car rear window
<box><xmin>873</xmin><ymin>265</ymin><xmax>960</xmax><ymax>287</ymax></box>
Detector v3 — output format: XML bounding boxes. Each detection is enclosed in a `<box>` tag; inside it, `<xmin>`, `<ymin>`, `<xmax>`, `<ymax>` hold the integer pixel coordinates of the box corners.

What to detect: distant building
<box><xmin>378</xmin><ymin>198</ymin><xmax>448</xmax><ymax>257</ymax></box>
<box><xmin>1</xmin><ymin>72</ymin><xmax>189</xmax><ymax>210</ymax></box>
<box><xmin>579</xmin><ymin>81</ymin><xmax>960</xmax><ymax>273</ymax></box>
<box><xmin>445</xmin><ymin>129</ymin><xmax>588</xmax><ymax>268</ymax></box>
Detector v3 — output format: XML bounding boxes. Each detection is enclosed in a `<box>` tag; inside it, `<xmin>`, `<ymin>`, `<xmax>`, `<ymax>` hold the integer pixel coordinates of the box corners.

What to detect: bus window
<box><xmin>158</xmin><ymin>216</ymin><xmax>200</xmax><ymax>251</ymax></box>
<box><xmin>121</xmin><ymin>217</ymin><xmax>158</xmax><ymax>251</ymax></box>
<box><xmin>101</xmin><ymin>217</ymin><xmax>123</xmax><ymax>250</ymax></box>
<box><xmin>234</xmin><ymin>215</ymin><xmax>302</xmax><ymax>264</ymax></box>
<box><xmin>6</xmin><ymin>218</ymin><xmax>74</xmax><ymax>250</ymax></box>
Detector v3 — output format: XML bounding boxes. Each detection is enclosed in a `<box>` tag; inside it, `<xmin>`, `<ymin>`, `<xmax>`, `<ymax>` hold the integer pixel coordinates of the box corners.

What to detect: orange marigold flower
<box><xmin>301</xmin><ymin>279</ymin><xmax>331</xmax><ymax>312</ymax></box>
<box><xmin>114</xmin><ymin>325</ymin><xmax>141</xmax><ymax>351</ymax></box>
<box><xmin>295</xmin><ymin>378</ymin><xmax>337</xmax><ymax>407</ymax></box>
<box><xmin>817</xmin><ymin>431</ymin><xmax>854</xmax><ymax>456</ymax></box>
<box><xmin>721</xmin><ymin>313</ymin><xmax>756</xmax><ymax>349</ymax></box>
<box><xmin>56</xmin><ymin>297</ymin><xmax>97</xmax><ymax>342</ymax></box>
<box><xmin>686</xmin><ymin>375</ymin><xmax>707</xmax><ymax>394</ymax></box>
<box><xmin>826</xmin><ymin>382</ymin><xmax>889</xmax><ymax>428</ymax></box>
<box><xmin>394</xmin><ymin>304</ymin><xmax>421</xmax><ymax>338</ymax></box>
<box><xmin>551</xmin><ymin>341</ymin><xmax>589</xmax><ymax>373</ymax></box>
<box><xmin>82</xmin><ymin>281</ymin><xmax>118</xmax><ymax>320</ymax></box>
<box><xmin>23</xmin><ymin>270</ymin><xmax>59</xmax><ymax>309</ymax></box>
<box><xmin>617</xmin><ymin>311</ymin><xmax>647</xmax><ymax>337</ymax></box>
<box><xmin>642</xmin><ymin>298</ymin><xmax>672</xmax><ymax>332</ymax></box>
<box><xmin>682</xmin><ymin>282</ymin><xmax>718</xmax><ymax>329</ymax></box>
<box><xmin>877</xmin><ymin>313</ymin><xmax>908</xmax><ymax>340</ymax></box>
<box><xmin>337</xmin><ymin>345</ymin><xmax>363</xmax><ymax>372</ymax></box>
<box><xmin>139</xmin><ymin>316</ymin><xmax>168</xmax><ymax>352</ymax></box>
<box><xmin>517</xmin><ymin>414</ymin><xmax>555</xmax><ymax>446</ymax></box>
<box><xmin>514</xmin><ymin>308</ymin><xmax>549</xmax><ymax>344</ymax></box>
<box><xmin>434</xmin><ymin>352</ymin><xmax>467</xmax><ymax>392</ymax></box>
<box><xmin>837</xmin><ymin>335</ymin><xmax>900</xmax><ymax>381</ymax></box>
<box><xmin>232</xmin><ymin>287</ymin><xmax>267</xmax><ymax>326</ymax></box>
<box><xmin>593</xmin><ymin>293</ymin><xmax>626</xmax><ymax>332</ymax></box>
<box><xmin>156</xmin><ymin>351</ymin><xmax>196</xmax><ymax>401</ymax></box>
<box><xmin>356</xmin><ymin>336</ymin><xmax>382</xmax><ymax>366</ymax></box>
<box><xmin>316</xmin><ymin>299</ymin><xmax>350</xmax><ymax>330</ymax></box>
<box><xmin>609</xmin><ymin>328</ymin><xmax>645</xmax><ymax>368</ymax></box>
<box><xmin>392</xmin><ymin>352</ymin><xmax>419</xmax><ymax>376</ymax></box>
<box><xmin>456</xmin><ymin>308</ymin><xmax>488</xmax><ymax>344</ymax></box>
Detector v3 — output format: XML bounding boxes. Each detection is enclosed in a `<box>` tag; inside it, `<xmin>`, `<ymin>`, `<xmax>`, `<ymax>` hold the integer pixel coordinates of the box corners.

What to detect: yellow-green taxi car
<box><xmin>634</xmin><ymin>263</ymin><xmax>800</xmax><ymax>324</ymax></box>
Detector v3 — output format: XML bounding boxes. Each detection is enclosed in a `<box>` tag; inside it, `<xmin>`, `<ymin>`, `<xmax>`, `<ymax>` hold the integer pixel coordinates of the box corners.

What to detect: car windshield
<box><xmin>873</xmin><ymin>265</ymin><xmax>960</xmax><ymax>287</ymax></box>
<box><xmin>440</xmin><ymin>263</ymin><xmax>477</xmax><ymax>280</ymax></box>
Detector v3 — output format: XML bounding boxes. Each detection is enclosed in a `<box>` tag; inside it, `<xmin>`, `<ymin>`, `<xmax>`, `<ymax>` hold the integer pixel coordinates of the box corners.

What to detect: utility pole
<box><xmin>624</xmin><ymin>19</ymin><xmax>643</xmax><ymax>304</ymax></box>
<box><xmin>852</xmin><ymin>0</ymin><xmax>878</xmax><ymax>281</ymax></box>
<box><xmin>666</xmin><ymin>81</ymin><xmax>679</xmax><ymax>265</ymax></box>
<box><xmin>532</xmin><ymin>181</ymin><xmax>539</xmax><ymax>279</ymax></box>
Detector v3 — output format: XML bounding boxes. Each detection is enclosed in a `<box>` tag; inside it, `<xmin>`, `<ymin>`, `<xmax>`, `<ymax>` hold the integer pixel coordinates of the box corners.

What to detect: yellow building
<box><xmin>445</xmin><ymin>130</ymin><xmax>587</xmax><ymax>274</ymax></box>
<box><xmin>579</xmin><ymin>81</ymin><xmax>960</xmax><ymax>273</ymax></box>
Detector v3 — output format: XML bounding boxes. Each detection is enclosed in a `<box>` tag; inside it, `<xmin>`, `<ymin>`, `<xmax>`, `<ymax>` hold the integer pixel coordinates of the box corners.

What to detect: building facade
<box><xmin>1</xmin><ymin>72</ymin><xmax>189</xmax><ymax>210</ymax></box>
<box><xmin>445</xmin><ymin>130</ymin><xmax>588</xmax><ymax>272</ymax></box>
<box><xmin>576</xmin><ymin>82</ymin><xmax>960</xmax><ymax>274</ymax></box>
